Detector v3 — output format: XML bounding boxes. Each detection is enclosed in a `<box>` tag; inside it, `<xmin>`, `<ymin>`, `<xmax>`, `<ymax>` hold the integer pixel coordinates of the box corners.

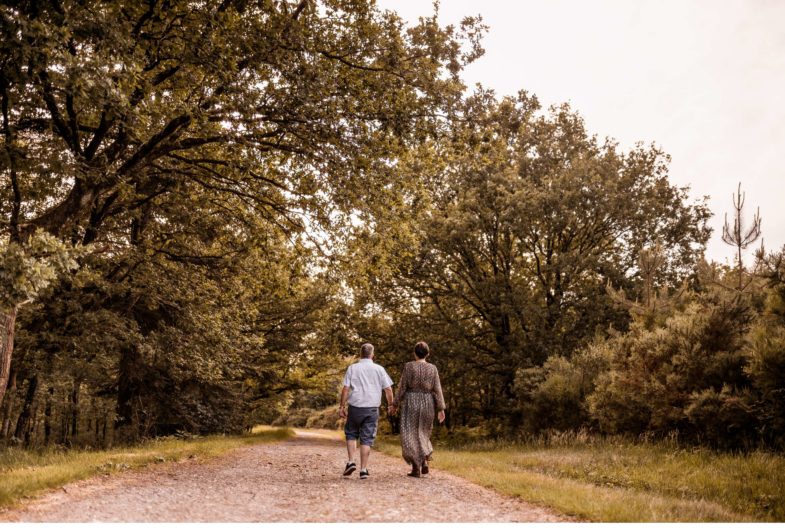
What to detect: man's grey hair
<box><xmin>360</xmin><ymin>343</ymin><xmax>374</xmax><ymax>358</ymax></box>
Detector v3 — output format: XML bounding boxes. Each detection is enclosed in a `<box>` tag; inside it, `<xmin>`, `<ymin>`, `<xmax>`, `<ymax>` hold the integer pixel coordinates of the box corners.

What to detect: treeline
<box><xmin>0</xmin><ymin>0</ymin><xmax>481</xmax><ymax>446</ymax></box>
<box><xmin>339</xmin><ymin>95</ymin><xmax>784</xmax><ymax>450</ymax></box>
<box><xmin>1</xmin><ymin>1</ymin><xmax>781</xmax><ymax>452</ymax></box>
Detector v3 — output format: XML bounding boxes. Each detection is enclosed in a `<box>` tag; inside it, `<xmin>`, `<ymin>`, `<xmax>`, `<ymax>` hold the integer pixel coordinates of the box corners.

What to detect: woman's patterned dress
<box><xmin>393</xmin><ymin>361</ymin><xmax>446</xmax><ymax>467</ymax></box>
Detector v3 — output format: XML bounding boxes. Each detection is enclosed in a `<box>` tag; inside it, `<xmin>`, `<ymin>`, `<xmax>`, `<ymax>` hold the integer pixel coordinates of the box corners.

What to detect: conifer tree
<box><xmin>721</xmin><ymin>183</ymin><xmax>762</xmax><ymax>290</ymax></box>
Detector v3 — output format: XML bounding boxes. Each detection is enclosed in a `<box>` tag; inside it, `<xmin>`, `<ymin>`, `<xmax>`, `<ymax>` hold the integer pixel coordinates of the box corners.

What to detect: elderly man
<box><xmin>339</xmin><ymin>343</ymin><xmax>394</xmax><ymax>479</ymax></box>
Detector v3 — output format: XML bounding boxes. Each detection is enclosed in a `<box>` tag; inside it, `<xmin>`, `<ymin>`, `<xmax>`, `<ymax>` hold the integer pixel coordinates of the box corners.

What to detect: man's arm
<box><xmin>339</xmin><ymin>385</ymin><xmax>350</xmax><ymax>418</ymax></box>
<box><xmin>383</xmin><ymin>386</ymin><xmax>394</xmax><ymax>409</ymax></box>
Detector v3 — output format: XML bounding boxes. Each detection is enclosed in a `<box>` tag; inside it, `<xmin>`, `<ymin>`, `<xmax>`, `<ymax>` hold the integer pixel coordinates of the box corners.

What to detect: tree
<box><xmin>0</xmin><ymin>231</ymin><xmax>79</xmax><ymax>406</ymax></box>
<box><xmin>0</xmin><ymin>0</ymin><xmax>484</xmax><ymax>420</ymax></box>
<box><xmin>606</xmin><ymin>242</ymin><xmax>689</xmax><ymax>329</ymax></box>
<box><xmin>721</xmin><ymin>183</ymin><xmax>762</xmax><ymax>290</ymax></box>
<box><xmin>341</xmin><ymin>92</ymin><xmax>711</xmax><ymax>425</ymax></box>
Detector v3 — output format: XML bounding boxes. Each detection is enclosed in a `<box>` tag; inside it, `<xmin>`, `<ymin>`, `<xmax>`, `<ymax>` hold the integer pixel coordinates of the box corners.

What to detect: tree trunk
<box><xmin>94</xmin><ymin>412</ymin><xmax>100</xmax><ymax>445</ymax></box>
<box><xmin>0</xmin><ymin>306</ymin><xmax>18</xmax><ymax>408</ymax></box>
<box><xmin>115</xmin><ymin>344</ymin><xmax>143</xmax><ymax>441</ymax></box>
<box><xmin>14</xmin><ymin>375</ymin><xmax>38</xmax><ymax>443</ymax></box>
<box><xmin>70</xmin><ymin>379</ymin><xmax>80</xmax><ymax>440</ymax></box>
<box><xmin>0</xmin><ymin>368</ymin><xmax>16</xmax><ymax>439</ymax></box>
<box><xmin>59</xmin><ymin>407</ymin><xmax>69</xmax><ymax>446</ymax></box>
<box><xmin>25</xmin><ymin>401</ymin><xmax>38</xmax><ymax>446</ymax></box>
<box><xmin>44</xmin><ymin>386</ymin><xmax>53</xmax><ymax>445</ymax></box>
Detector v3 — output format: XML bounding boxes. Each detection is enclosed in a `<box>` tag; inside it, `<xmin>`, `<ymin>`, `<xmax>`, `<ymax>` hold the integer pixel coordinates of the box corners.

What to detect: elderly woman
<box><xmin>390</xmin><ymin>341</ymin><xmax>446</xmax><ymax>477</ymax></box>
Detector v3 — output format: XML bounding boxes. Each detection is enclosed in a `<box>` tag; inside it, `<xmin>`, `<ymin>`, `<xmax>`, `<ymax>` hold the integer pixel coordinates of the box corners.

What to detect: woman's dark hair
<box><xmin>414</xmin><ymin>341</ymin><xmax>430</xmax><ymax>359</ymax></box>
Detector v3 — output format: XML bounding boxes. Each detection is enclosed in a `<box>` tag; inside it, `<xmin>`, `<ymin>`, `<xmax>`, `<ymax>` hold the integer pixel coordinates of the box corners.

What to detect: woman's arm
<box><xmin>432</xmin><ymin>367</ymin><xmax>446</xmax><ymax>411</ymax></box>
<box><xmin>392</xmin><ymin>363</ymin><xmax>409</xmax><ymax>408</ymax></box>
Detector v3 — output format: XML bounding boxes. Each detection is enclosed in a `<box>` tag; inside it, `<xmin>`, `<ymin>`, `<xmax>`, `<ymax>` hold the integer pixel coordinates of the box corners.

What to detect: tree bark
<box><xmin>0</xmin><ymin>369</ymin><xmax>16</xmax><ymax>439</ymax></box>
<box><xmin>0</xmin><ymin>307</ymin><xmax>18</xmax><ymax>409</ymax></box>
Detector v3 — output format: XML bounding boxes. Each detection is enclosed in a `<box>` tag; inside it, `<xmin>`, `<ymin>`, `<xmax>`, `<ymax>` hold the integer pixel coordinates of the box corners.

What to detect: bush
<box><xmin>684</xmin><ymin>386</ymin><xmax>758</xmax><ymax>449</ymax></box>
<box><xmin>744</xmin><ymin>314</ymin><xmax>785</xmax><ymax>448</ymax></box>
<box><xmin>588</xmin><ymin>294</ymin><xmax>755</xmax><ymax>446</ymax></box>
<box><xmin>515</xmin><ymin>343</ymin><xmax>612</xmax><ymax>432</ymax></box>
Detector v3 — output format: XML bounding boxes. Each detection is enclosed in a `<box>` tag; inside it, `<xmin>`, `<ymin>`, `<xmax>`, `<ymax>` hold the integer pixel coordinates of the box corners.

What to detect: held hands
<box><xmin>437</xmin><ymin>410</ymin><xmax>445</xmax><ymax>424</ymax></box>
<box><xmin>388</xmin><ymin>404</ymin><xmax>398</xmax><ymax>416</ymax></box>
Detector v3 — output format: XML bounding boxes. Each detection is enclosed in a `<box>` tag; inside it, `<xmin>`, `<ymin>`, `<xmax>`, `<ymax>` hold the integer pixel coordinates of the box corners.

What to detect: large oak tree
<box><xmin>0</xmin><ymin>0</ymin><xmax>483</xmax><ymax>424</ymax></box>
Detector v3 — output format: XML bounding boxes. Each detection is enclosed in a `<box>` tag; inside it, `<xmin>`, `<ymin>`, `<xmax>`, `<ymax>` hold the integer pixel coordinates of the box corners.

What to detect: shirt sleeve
<box><xmin>343</xmin><ymin>366</ymin><xmax>352</xmax><ymax>388</ymax></box>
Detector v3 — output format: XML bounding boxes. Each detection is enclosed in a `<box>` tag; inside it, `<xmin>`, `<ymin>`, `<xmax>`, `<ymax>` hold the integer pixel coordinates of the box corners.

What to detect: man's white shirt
<box><xmin>343</xmin><ymin>358</ymin><xmax>394</xmax><ymax>408</ymax></box>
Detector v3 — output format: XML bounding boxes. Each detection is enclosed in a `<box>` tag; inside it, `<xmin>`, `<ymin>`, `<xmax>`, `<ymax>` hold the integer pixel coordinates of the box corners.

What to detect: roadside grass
<box><xmin>0</xmin><ymin>426</ymin><xmax>293</xmax><ymax>510</ymax></box>
<box><xmin>377</xmin><ymin>433</ymin><xmax>784</xmax><ymax>522</ymax></box>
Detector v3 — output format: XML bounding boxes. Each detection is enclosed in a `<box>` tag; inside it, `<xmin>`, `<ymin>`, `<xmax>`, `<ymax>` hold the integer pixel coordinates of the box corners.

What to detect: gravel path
<box><xmin>1</xmin><ymin>430</ymin><xmax>568</xmax><ymax>522</ymax></box>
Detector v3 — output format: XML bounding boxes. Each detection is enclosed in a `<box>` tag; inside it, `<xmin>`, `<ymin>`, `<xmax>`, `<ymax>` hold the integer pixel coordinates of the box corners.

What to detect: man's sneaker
<box><xmin>359</xmin><ymin>468</ymin><xmax>370</xmax><ymax>479</ymax></box>
<box><xmin>343</xmin><ymin>462</ymin><xmax>357</xmax><ymax>476</ymax></box>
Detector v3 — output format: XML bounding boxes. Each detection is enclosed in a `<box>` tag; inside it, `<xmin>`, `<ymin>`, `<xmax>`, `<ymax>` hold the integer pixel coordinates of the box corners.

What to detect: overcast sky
<box><xmin>379</xmin><ymin>0</ymin><xmax>785</xmax><ymax>265</ymax></box>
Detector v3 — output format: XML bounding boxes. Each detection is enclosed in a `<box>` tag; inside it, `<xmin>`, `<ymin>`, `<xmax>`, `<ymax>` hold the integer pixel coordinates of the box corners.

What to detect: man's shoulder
<box><xmin>371</xmin><ymin>362</ymin><xmax>392</xmax><ymax>376</ymax></box>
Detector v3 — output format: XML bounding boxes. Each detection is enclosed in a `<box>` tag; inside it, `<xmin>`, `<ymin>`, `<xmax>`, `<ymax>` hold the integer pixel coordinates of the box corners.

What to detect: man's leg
<box><xmin>343</xmin><ymin>406</ymin><xmax>360</xmax><ymax>475</ymax></box>
<box><xmin>359</xmin><ymin>443</ymin><xmax>371</xmax><ymax>470</ymax></box>
<box><xmin>358</xmin><ymin>407</ymin><xmax>378</xmax><ymax>471</ymax></box>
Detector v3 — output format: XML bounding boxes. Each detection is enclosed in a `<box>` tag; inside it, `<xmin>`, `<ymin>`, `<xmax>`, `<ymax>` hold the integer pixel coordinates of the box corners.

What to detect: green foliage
<box><xmin>0</xmin><ymin>231</ymin><xmax>81</xmax><ymax>309</ymax></box>
<box><xmin>1</xmin><ymin>0</ymin><xmax>780</xmax><ymax>456</ymax></box>
<box><xmin>742</xmin><ymin>253</ymin><xmax>785</xmax><ymax>447</ymax></box>
<box><xmin>502</xmin><ymin>244</ymin><xmax>785</xmax><ymax>449</ymax></box>
<box><xmin>1</xmin><ymin>0</ymin><xmax>481</xmax><ymax>444</ymax></box>
<box><xmin>515</xmin><ymin>343</ymin><xmax>612</xmax><ymax>432</ymax></box>
<box><xmin>348</xmin><ymin>93</ymin><xmax>711</xmax><ymax>425</ymax></box>
<box><xmin>509</xmin><ymin>249</ymin><xmax>785</xmax><ymax>450</ymax></box>
<box><xmin>683</xmin><ymin>386</ymin><xmax>758</xmax><ymax>448</ymax></box>
<box><xmin>588</xmin><ymin>295</ymin><xmax>755</xmax><ymax>444</ymax></box>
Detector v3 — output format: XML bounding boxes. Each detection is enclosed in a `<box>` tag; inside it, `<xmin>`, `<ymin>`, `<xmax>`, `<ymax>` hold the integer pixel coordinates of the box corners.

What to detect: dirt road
<box><xmin>1</xmin><ymin>430</ymin><xmax>567</xmax><ymax>522</ymax></box>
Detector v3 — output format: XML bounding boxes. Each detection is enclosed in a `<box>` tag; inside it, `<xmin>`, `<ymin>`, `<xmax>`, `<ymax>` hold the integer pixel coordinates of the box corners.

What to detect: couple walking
<box><xmin>339</xmin><ymin>342</ymin><xmax>445</xmax><ymax>479</ymax></box>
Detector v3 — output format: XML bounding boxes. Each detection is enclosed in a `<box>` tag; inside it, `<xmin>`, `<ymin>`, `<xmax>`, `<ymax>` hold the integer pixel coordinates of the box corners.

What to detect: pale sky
<box><xmin>380</xmin><ymin>0</ymin><xmax>785</xmax><ymax>265</ymax></box>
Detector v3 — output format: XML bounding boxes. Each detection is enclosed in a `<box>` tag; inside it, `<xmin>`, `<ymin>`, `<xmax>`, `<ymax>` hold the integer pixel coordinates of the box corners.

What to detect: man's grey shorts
<box><xmin>344</xmin><ymin>405</ymin><xmax>379</xmax><ymax>446</ymax></box>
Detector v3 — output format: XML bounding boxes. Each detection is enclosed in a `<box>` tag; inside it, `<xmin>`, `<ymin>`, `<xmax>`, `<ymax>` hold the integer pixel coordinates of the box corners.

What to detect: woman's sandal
<box><xmin>407</xmin><ymin>464</ymin><xmax>421</xmax><ymax>477</ymax></box>
<box><xmin>421</xmin><ymin>462</ymin><xmax>429</xmax><ymax>475</ymax></box>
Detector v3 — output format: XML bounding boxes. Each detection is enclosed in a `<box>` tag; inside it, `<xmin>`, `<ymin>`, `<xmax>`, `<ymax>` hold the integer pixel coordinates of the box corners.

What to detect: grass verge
<box><xmin>0</xmin><ymin>426</ymin><xmax>293</xmax><ymax>510</ymax></box>
<box><xmin>377</xmin><ymin>434</ymin><xmax>784</xmax><ymax>522</ymax></box>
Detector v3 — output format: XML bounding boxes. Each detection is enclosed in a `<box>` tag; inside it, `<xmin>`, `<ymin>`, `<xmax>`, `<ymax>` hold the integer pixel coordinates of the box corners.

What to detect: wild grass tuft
<box><xmin>378</xmin><ymin>431</ymin><xmax>784</xmax><ymax>522</ymax></box>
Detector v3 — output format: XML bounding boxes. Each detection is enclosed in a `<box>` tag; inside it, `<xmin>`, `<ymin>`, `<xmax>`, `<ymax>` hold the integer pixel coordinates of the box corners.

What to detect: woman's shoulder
<box><xmin>408</xmin><ymin>360</ymin><xmax>437</xmax><ymax>371</ymax></box>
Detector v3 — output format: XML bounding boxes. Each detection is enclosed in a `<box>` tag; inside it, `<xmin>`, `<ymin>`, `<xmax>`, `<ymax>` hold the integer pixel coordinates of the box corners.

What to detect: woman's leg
<box><xmin>399</xmin><ymin>400</ymin><xmax>416</xmax><ymax>466</ymax></box>
<box><xmin>418</xmin><ymin>396</ymin><xmax>435</xmax><ymax>462</ymax></box>
<box><xmin>401</xmin><ymin>395</ymin><xmax>429</xmax><ymax>470</ymax></box>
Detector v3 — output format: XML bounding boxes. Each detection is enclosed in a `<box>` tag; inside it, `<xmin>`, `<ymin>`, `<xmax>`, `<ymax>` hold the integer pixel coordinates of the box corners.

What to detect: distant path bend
<box><xmin>2</xmin><ymin>429</ymin><xmax>568</xmax><ymax>522</ymax></box>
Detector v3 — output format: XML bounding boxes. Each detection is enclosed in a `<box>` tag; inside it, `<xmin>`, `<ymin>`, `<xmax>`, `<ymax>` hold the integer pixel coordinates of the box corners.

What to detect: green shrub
<box><xmin>515</xmin><ymin>343</ymin><xmax>612</xmax><ymax>432</ymax></box>
<box><xmin>744</xmin><ymin>315</ymin><xmax>785</xmax><ymax>448</ymax></box>
<box><xmin>684</xmin><ymin>386</ymin><xmax>758</xmax><ymax>448</ymax></box>
<box><xmin>588</xmin><ymin>294</ymin><xmax>755</xmax><ymax>446</ymax></box>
